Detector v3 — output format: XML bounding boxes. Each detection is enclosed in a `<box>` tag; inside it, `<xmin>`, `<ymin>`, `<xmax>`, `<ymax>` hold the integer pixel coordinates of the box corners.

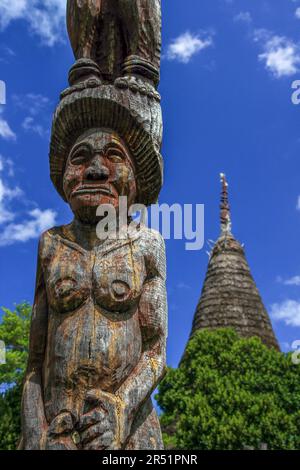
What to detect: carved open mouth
<box><xmin>71</xmin><ymin>185</ymin><xmax>112</xmax><ymax>197</ymax></box>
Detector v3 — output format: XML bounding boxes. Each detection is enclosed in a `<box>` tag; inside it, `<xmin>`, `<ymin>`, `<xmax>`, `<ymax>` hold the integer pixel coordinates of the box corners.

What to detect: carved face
<box><xmin>63</xmin><ymin>129</ymin><xmax>137</xmax><ymax>223</ymax></box>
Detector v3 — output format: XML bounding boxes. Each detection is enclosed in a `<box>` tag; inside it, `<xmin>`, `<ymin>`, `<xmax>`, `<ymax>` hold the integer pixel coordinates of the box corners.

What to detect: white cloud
<box><xmin>0</xmin><ymin>45</ymin><xmax>15</xmax><ymax>64</ymax></box>
<box><xmin>0</xmin><ymin>0</ymin><xmax>66</xmax><ymax>46</ymax></box>
<box><xmin>277</xmin><ymin>273</ymin><xmax>300</xmax><ymax>286</ymax></box>
<box><xmin>177</xmin><ymin>282</ymin><xmax>191</xmax><ymax>290</ymax></box>
<box><xmin>234</xmin><ymin>11</ymin><xmax>252</xmax><ymax>24</ymax></box>
<box><xmin>254</xmin><ymin>29</ymin><xmax>300</xmax><ymax>78</ymax></box>
<box><xmin>0</xmin><ymin>155</ymin><xmax>14</xmax><ymax>177</ymax></box>
<box><xmin>0</xmin><ymin>117</ymin><xmax>15</xmax><ymax>140</ymax></box>
<box><xmin>0</xmin><ymin>179</ymin><xmax>22</xmax><ymax>206</ymax></box>
<box><xmin>0</xmin><ymin>208</ymin><xmax>56</xmax><ymax>246</ymax></box>
<box><xmin>166</xmin><ymin>31</ymin><xmax>213</xmax><ymax>64</ymax></box>
<box><xmin>295</xmin><ymin>7</ymin><xmax>300</xmax><ymax>19</ymax></box>
<box><xmin>297</xmin><ymin>195</ymin><xmax>300</xmax><ymax>210</ymax></box>
<box><xmin>0</xmin><ymin>155</ymin><xmax>56</xmax><ymax>245</ymax></box>
<box><xmin>282</xmin><ymin>275</ymin><xmax>300</xmax><ymax>286</ymax></box>
<box><xmin>271</xmin><ymin>299</ymin><xmax>300</xmax><ymax>327</ymax></box>
<box><xmin>0</xmin><ymin>108</ymin><xmax>16</xmax><ymax>141</ymax></box>
<box><xmin>22</xmin><ymin>116</ymin><xmax>47</xmax><ymax>137</ymax></box>
<box><xmin>13</xmin><ymin>93</ymin><xmax>51</xmax><ymax>137</ymax></box>
<box><xmin>2</xmin><ymin>46</ymin><xmax>15</xmax><ymax>57</ymax></box>
<box><xmin>13</xmin><ymin>93</ymin><xmax>50</xmax><ymax>116</ymax></box>
<box><xmin>280</xmin><ymin>341</ymin><xmax>295</xmax><ymax>352</ymax></box>
<box><xmin>0</xmin><ymin>156</ymin><xmax>22</xmax><ymax>224</ymax></box>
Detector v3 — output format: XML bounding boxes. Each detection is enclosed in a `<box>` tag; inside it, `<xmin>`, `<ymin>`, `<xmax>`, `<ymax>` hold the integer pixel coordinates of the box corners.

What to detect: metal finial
<box><xmin>220</xmin><ymin>173</ymin><xmax>232</xmax><ymax>234</ymax></box>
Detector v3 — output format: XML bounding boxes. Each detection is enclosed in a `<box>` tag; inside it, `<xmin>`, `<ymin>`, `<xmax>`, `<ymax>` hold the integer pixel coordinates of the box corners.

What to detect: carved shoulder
<box><xmin>137</xmin><ymin>226</ymin><xmax>166</xmax><ymax>281</ymax></box>
<box><xmin>38</xmin><ymin>226</ymin><xmax>65</xmax><ymax>263</ymax></box>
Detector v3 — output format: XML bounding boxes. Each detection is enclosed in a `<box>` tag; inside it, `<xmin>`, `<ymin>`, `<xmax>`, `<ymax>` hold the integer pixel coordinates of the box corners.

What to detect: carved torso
<box><xmin>40</xmin><ymin>227</ymin><xmax>152</xmax><ymax>423</ymax></box>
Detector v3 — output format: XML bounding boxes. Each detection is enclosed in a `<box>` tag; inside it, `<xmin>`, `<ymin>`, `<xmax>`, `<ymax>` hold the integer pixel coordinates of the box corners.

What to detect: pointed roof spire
<box><xmin>220</xmin><ymin>172</ymin><xmax>232</xmax><ymax>235</ymax></box>
<box><xmin>183</xmin><ymin>174</ymin><xmax>280</xmax><ymax>353</ymax></box>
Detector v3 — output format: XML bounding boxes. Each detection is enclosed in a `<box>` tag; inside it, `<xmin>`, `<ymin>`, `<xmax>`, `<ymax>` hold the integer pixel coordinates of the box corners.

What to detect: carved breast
<box><xmin>93</xmin><ymin>241</ymin><xmax>146</xmax><ymax>312</ymax></box>
<box><xmin>43</xmin><ymin>235</ymin><xmax>146</xmax><ymax>315</ymax></box>
<box><xmin>45</xmin><ymin>248</ymin><xmax>90</xmax><ymax>314</ymax></box>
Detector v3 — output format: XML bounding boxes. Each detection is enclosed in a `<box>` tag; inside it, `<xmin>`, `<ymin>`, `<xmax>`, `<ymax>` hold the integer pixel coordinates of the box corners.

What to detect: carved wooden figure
<box><xmin>67</xmin><ymin>0</ymin><xmax>161</xmax><ymax>94</ymax></box>
<box><xmin>20</xmin><ymin>127</ymin><xmax>167</xmax><ymax>450</ymax></box>
<box><xmin>20</xmin><ymin>0</ymin><xmax>167</xmax><ymax>451</ymax></box>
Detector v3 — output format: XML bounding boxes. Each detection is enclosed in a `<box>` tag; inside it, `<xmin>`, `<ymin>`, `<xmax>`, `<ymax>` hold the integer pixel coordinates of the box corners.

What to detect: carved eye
<box><xmin>106</xmin><ymin>147</ymin><xmax>124</xmax><ymax>163</ymax></box>
<box><xmin>70</xmin><ymin>146</ymin><xmax>90</xmax><ymax>165</ymax></box>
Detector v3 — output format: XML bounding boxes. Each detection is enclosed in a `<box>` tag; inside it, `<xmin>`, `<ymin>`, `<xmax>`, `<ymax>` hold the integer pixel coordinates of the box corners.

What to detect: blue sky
<box><xmin>1</xmin><ymin>0</ymin><xmax>300</xmax><ymax>367</ymax></box>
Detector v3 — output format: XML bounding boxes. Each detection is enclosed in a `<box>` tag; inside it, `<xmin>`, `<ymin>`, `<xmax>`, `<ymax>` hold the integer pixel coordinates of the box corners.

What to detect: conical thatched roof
<box><xmin>189</xmin><ymin>174</ymin><xmax>279</xmax><ymax>351</ymax></box>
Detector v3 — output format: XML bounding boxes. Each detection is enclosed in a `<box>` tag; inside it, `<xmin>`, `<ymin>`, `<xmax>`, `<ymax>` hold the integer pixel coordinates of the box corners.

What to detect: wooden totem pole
<box><xmin>19</xmin><ymin>0</ymin><xmax>167</xmax><ymax>450</ymax></box>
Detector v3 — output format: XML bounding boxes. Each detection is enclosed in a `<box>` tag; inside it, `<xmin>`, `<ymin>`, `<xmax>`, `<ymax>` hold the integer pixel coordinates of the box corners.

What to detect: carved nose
<box><xmin>85</xmin><ymin>157</ymin><xmax>109</xmax><ymax>181</ymax></box>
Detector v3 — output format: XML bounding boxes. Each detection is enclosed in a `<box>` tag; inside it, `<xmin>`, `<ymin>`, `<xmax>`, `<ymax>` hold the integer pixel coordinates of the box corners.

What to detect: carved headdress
<box><xmin>49</xmin><ymin>85</ymin><xmax>163</xmax><ymax>206</ymax></box>
<box><xmin>49</xmin><ymin>0</ymin><xmax>163</xmax><ymax>206</ymax></box>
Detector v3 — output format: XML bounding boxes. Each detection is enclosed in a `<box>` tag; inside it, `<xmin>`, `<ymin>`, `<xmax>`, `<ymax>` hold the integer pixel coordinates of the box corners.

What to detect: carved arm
<box><xmin>115</xmin><ymin>231</ymin><xmax>167</xmax><ymax>445</ymax></box>
<box><xmin>20</xmin><ymin>240</ymin><xmax>48</xmax><ymax>450</ymax></box>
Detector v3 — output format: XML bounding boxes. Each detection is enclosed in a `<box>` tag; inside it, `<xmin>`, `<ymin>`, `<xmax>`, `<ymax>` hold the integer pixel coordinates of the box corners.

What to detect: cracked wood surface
<box><xmin>20</xmin><ymin>0</ymin><xmax>167</xmax><ymax>451</ymax></box>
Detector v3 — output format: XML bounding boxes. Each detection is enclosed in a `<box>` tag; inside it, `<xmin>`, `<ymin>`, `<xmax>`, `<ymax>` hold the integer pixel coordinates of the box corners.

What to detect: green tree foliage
<box><xmin>0</xmin><ymin>384</ymin><xmax>23</xmax><ymax>450</ymax></box>
<box><xmin>156</xmin><ymin>328</ymin><xmax>300</xmax><ymax>450</ymax></box>
<box><xmin>0</xmin><ymin>303</ymin><xmax>31</xmax><ymax>450</ymax></box>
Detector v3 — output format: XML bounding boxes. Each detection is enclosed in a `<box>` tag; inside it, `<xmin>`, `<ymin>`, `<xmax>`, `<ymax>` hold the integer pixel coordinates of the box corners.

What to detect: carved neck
<box><xmin>67</xmin><ymin>218</ymin><xmax>103</xmax><ymax>250</ymax></box>
<box><xmin>66</xmin><ymin>216</ymin><xmax>133</xmax><ymax>250</ymax></box>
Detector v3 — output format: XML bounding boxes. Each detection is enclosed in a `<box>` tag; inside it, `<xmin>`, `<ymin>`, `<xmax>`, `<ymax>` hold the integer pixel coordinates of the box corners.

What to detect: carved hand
<box><xmin>45</xmin><ymin>411</ymin><xmax>78</xmax><ymax>450</ymax></box>
<box><xmin>78</xmin><ymin>389</ymin><xmax>125</xmax><ymax>450</ymax></box>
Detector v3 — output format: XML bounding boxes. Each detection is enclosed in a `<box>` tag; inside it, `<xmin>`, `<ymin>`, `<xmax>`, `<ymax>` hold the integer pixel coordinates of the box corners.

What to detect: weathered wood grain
<box><xmin>67</xmin><ymin>0</ymin><xmax>161</xmax><ymax>90</ymax></box>
<box><xmin>20</xmin><ymin>0</ymin><xmax>167</xmax><ymax>451</ymax></box>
